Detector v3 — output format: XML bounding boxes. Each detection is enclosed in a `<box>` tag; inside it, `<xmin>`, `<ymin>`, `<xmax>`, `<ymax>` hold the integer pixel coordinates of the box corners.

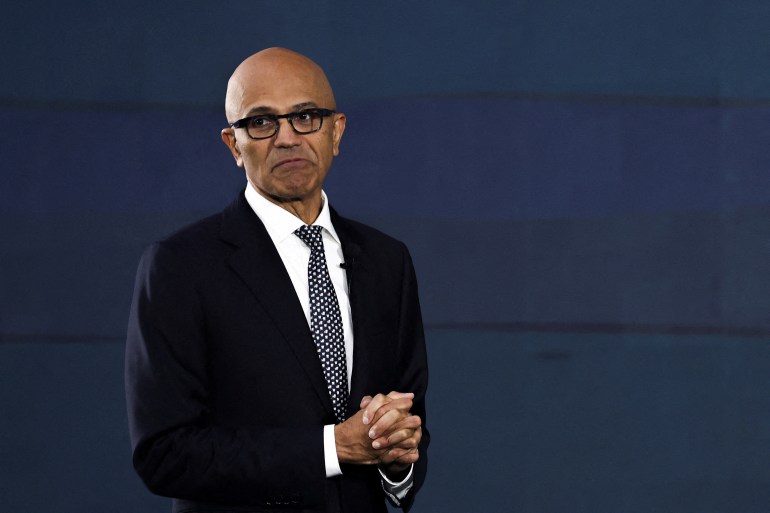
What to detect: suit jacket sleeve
<box><xmin>394</xmin><ymin>244</ymin><xmax>429</xmax><ymax>512</ymax></box>
<box><xmin>125</xmin><ymin>241</ymin><xmax>326</xmax><ymax>508</ymax></box>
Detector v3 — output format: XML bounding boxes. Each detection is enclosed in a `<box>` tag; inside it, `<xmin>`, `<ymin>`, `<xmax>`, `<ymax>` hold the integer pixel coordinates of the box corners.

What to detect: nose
<box><xmin>272</xmin><ymin>118</ymin><xmax>302</xmax><ymax>147</ymax></box>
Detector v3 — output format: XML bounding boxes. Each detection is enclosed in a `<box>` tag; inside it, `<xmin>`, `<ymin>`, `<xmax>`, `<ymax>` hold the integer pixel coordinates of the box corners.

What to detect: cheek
<box><xmin>318</xmin><ymin>133</ymin><xmax>339</xmax><ymax>160</ymax></box>
<box><xmin>315</xmin><ymin>150</ymin><xmax>334</xmax><ymax>174</ymax></box>
<box><xmin>241</xmin><ymin>146</ymin><xmax>269</xmax><ymax>173</ymax></box>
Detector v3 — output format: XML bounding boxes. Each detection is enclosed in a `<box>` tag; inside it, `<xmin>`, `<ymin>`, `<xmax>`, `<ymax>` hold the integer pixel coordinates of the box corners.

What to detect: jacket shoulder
<box><xmin>156</xmin><ymin>211</ymin><xmax>223</xmax><ymax>252</ymax></box>
<box><xmin>148</xmin><ymin>191</ymin><xmax>250</xmax><ymax>257</ymax></box>
<box><xmin>332</xmin><ymin>212</ymin><xmax>408</xmax><ymax>252</ymax></box>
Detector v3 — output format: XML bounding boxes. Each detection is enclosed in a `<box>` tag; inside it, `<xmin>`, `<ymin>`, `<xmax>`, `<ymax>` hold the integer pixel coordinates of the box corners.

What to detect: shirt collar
<box><xmin>244</xmin><ymin>182</ymin><xmax>341</xmax><ymax>245</ymax></box>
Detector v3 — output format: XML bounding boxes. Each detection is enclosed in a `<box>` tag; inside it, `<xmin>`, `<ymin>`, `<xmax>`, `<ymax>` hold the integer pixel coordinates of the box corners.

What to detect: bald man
<box><xmin>125</xmin><ymin>48</ymin><xmax>429</xmax><ymax>513</ymax></box>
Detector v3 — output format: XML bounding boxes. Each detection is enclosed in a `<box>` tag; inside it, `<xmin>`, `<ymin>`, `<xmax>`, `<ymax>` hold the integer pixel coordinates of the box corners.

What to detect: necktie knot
<box><xmin>295</xmin><ymin>225</ymin><xmax>324</xmax><ymax>252</ymax></box>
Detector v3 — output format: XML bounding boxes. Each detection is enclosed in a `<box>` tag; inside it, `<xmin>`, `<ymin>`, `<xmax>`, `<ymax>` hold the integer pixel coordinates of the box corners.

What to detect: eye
<box><xmin>249</xmin><ymin>116</ymin><xmax>274</xmax><ymax>128</ymax></box>
<box><xmin>294</xmin><ymin>111</ymin><xmax>316</xmax><ymax>123</ymax></box>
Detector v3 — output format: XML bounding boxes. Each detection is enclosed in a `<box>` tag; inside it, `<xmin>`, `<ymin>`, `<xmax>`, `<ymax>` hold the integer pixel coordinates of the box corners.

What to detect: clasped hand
<box><xmin>335</xmin><ymin>391</ymin><xmax>422</xmax><ymax>477</ymax></box>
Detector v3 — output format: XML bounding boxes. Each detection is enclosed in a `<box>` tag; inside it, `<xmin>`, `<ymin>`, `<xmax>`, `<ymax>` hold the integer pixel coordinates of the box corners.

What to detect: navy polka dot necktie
<box><xmin>295</xmin><ymin>224</ymin><xmax>349</xmax><ymax>423</ymax></box>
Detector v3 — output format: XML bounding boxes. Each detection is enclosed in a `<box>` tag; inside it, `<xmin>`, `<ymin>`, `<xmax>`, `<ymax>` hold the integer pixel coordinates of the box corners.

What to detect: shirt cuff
<box><xmin>378</xmin><ymin>464</ymin><xmax>414</xmax><ymax>506</ymax></box>
<box><xmin>323</xmin><ymin>424</ymin><xmax>342</xmax><ymax>477</ymax></box>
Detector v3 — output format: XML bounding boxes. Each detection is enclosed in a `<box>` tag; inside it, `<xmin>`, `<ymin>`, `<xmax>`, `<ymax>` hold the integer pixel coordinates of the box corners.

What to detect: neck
<box><xmin>257</xmin><ymin>188</ymin><xmax>323</xmax><ymax>225</ymax></box>
<box><xmin>283</xmin><ymin>199</ymin><xmax>322</xmax><ymax>225</ymax></box>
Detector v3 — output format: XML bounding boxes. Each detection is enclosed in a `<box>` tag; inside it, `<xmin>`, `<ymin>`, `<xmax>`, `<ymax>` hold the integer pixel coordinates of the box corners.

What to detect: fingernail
<box><xmin>372</xmin><ymin>441</ymin><xmax>381</xmax><ymax>449</ymax></box>
<box><xmin>362</xmin><ymin>414</ymin><xmax>369</xmax><ymax>425</ymax></box>
<box><xmin>369</xmin><ymin>428</ymin><xmax>376</xmax><ymax>439</ymax></box>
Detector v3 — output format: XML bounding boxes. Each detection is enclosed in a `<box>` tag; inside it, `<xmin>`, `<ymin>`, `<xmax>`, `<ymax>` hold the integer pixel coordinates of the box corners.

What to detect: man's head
<box><xmin>221</xmin><ymin>48</ymin><xmax>346</xmax><ymax>215</ymax></box>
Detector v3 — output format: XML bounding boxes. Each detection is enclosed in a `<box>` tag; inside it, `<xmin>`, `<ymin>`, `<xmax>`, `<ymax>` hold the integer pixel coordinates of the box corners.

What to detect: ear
<box><xmin>331</xmin><ymin>113</ymin><xmax>346</xmax><ymax>157</ymax></box>
<box><xmin>221</xmin><ymin>128</ymin><xmax>244</xmax><ymax>168</ymax></box>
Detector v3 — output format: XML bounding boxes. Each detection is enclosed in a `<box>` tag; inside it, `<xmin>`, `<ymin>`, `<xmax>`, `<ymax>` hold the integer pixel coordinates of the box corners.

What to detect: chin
<box><xmin>263</xmin><ymin>187</ymin><xmax>315</xmax><ymax>204</ymax></box>
<box><xmin>277</xmin><ymin>178</ymin><xmax>321</xmax><ymax>198</ymax></box>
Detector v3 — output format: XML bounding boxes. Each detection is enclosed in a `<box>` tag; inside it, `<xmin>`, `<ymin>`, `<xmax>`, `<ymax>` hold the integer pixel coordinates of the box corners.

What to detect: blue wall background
<box><xmin>2</xmin><ymin>1</ymin><xmax>770</xmax><ymax>511</ymax></box>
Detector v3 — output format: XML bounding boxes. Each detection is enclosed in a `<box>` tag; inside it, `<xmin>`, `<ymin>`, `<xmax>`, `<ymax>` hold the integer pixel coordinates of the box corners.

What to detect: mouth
<box><xmin>273</xmin><ymin>158</ymin><xmax>308</xmax><ymax>171</ymax></box>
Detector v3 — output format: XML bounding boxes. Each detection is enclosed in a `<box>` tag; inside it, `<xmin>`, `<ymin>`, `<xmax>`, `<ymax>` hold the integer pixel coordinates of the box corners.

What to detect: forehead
<box><xmin>229</xmin><ymin>57</ymin><xmax>334</xmax><ymax>118</ymax></box>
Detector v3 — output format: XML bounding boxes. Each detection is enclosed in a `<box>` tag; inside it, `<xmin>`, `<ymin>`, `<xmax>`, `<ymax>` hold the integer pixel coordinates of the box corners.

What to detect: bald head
<box><xmin>225</xmin><ymin>48</ymin><xmax>336</xmax><ymax>123</ymax></box>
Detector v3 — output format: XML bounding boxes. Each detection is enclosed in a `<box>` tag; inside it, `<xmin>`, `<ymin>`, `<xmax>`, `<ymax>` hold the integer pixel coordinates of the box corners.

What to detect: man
<box><xmin>125</xmin><ymin>48</ymin><xmax>429</xmax><ymax>513</ymax></box>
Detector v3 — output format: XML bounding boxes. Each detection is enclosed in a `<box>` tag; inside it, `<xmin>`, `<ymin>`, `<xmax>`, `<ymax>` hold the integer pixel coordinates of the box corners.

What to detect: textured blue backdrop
<box><xmin>2</xmin><ymin>1</ymin><xmax>770</xmax><ymax>512</ymax></box>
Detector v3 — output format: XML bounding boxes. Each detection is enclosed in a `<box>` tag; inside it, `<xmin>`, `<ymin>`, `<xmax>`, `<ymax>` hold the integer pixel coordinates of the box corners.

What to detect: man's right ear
<box><xmin>221</xmin><ymin>128</ymin><xmax>244</xmax><ymax>168</ymax></box>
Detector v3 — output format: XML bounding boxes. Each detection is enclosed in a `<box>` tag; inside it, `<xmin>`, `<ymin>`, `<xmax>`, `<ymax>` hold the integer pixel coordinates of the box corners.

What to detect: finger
<box><xmin>395</xmin><ymin>448</ymin><xmax>419</xmax><ymax>465</ymax></box>
<box><xmin>380</xmin><ymin>446</ymin><xmax>419</xmax><ymax>465</ymax></box>
<box><xmin>368</xmin><ymin>408</ymin><xmax>408</xmax><ymax>440</ymax></box>
<box><xmin>386</xmin><ymin>391</ymin><xmax>414</xmax><ymax>400</ymax></box>
<box><xmin>362</xmin><ymin>393</ymin><xmax>393</xmax><ymax>425</ymax></box>
<box><xmin>359</xmin><ymin>395</ymin><xmax>373</xmax><ymax>409</ymax></box>
<box><xmin>363</xmin><ymin>392</ymin><xmax>415</xmax><ymax>425</ymax></box>
<box><xmin>362</xmin><ymin>393</ymin><xmax>389</xmax><ymax>425</ymax></box>
<box><xmin>368</xmin><ymin>404</ymin><xmax>415</xmax><ymax>440</ymax></box>
<box><xmin>372</xmin><ymin>418</ymin><xmax>421</xmax><ymax>449</ymax></box>
<box><xmin>374</xmin><ymin>430</ymin><xmax>415</xmax><ymax>450</ymax></box>
<box><xmin>368</xmin><ymin>396</ymin><xmax>414</xmax><ymax>427</ymax></box>
<box><xmin>375</xmin><ymin>424</ymin><xmax>422</xmax><ymax>451</ymax></box>
<box><xmin>374</xmin><ymin>423</ymin><xmax>422</xmax><ymax>450</ymax></box>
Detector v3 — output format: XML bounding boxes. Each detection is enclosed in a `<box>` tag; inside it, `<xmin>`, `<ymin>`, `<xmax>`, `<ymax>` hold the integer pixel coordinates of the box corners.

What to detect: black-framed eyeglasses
<box><xmin>230</xmin><ymin>108</ymin><xmax>336</xmax><ymax>140</ymax></box>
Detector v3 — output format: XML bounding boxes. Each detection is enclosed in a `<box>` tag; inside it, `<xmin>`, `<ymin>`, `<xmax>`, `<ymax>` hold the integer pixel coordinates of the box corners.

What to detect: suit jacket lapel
<box><xmin>331</xmin><ymin>210</ymin><xmax>379</xmax><ymax>417</ymax></box>
<box><xmin>220</xmin><ymin>192</ymin><xmax>335</xmax><ymax>418</ymax></box>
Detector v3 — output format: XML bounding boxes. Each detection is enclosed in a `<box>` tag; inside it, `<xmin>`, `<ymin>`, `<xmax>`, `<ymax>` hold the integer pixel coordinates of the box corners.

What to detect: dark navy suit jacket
<box><xmin>125</xmin><ymin>191</ymin><xmax>429</xmax><ymax>513</ymax></box>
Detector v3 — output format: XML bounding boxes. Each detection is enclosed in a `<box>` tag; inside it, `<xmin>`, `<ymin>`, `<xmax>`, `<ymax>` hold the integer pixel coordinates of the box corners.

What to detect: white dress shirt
<box><xmin>244</xmin><ymin>183</ymin><xmax>412</xmax><ymax>503</ymax></box>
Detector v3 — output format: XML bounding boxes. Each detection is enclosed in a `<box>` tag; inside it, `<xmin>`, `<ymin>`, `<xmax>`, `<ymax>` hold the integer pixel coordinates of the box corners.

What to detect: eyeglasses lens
<box><xmin>246</xmin><ymin>111</ymin><xmax>323</xmax><ymax>139</ymax></box>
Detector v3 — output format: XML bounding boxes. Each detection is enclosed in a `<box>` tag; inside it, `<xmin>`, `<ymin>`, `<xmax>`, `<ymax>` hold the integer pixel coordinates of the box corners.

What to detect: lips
<box><xmin>272</xmin><ymin>158</ymin><xmax>308</xmax><ymax>171</ymax></box>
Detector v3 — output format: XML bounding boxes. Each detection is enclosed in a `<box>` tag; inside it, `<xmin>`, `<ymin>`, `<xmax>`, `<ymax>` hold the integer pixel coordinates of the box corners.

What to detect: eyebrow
<box><xmin>244</xmin><ymin>102</ymin><xmax>319</xmax><ymax>117</ymax></box>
